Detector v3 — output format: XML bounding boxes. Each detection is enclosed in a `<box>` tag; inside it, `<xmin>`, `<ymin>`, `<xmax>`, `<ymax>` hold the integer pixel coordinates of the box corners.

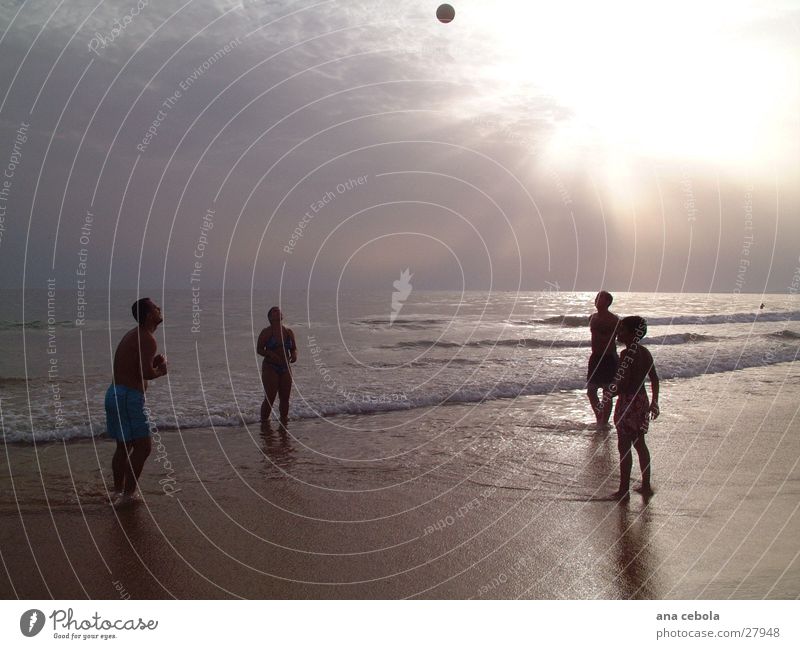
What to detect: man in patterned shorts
<box><xmin>607</xmin><ymin>315</ymin><xmax>660</xmax><ymax>501</ymax></box>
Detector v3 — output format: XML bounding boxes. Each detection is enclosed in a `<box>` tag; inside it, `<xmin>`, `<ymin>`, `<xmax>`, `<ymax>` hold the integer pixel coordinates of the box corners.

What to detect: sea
<box><xmin>0</xmin><ymin>289</ymin><xmax>798</xmax><ymax>444</ymax></box>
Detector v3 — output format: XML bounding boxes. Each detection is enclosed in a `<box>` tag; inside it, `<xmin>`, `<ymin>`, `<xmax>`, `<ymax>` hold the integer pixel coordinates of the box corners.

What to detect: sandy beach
<box><xmin>1</xmin><ymin>361</ymin><xmax>798</xmax><ymax>599</ymax></box>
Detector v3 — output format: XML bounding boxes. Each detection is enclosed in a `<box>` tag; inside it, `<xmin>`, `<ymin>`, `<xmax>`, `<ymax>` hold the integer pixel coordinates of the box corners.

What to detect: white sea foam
<box><xmin>536</xmin><ymin>310</ymin><xmax>800</xmax><ymax>327</ymax></box>
<box><xmin>2</xmin><ymin>291</ymin><xmax>797</xmax><ymax>444</ymax></box>
<box><xmin>3</xmin><ymin>339</ymin><xmax>796</xmax><ymax>444</ymax></box>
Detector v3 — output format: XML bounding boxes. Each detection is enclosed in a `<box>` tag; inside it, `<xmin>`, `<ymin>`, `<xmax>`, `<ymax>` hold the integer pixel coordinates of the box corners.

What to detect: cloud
<box><xmin>0</xmin><ymin>0</ymin><xmax>797</xmax><ymax>293</ymax></box>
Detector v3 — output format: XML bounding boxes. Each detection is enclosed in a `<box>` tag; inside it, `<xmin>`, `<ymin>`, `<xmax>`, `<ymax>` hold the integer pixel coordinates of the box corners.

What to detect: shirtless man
<box><xmin>607</xmin><ymin>315</ymin><xmax>660</xmax><ymax>500</ymax></box>
<box><xmin>104</xmin><ymin>298</ymin><xmax>168</xmax><ymax>507</ymax></box>
<box><xmin>587</xmin><ymin>290</ymin><xmax>619</xmax><ymax>425</ymax></box>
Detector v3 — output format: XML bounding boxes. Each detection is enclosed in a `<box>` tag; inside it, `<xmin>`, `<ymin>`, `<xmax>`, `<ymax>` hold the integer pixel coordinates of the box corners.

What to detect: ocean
<box><xmin>0</xmin><ymin>289</ymin><xmax>798</xmax><ymax>444</ymax></box>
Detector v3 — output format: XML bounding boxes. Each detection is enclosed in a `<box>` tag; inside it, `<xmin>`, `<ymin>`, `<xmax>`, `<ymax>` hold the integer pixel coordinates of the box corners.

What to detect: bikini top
<box><xmin>265</xmin><ymin>329</ymin><xmax>293</xmax><ymax>352</ymax></box>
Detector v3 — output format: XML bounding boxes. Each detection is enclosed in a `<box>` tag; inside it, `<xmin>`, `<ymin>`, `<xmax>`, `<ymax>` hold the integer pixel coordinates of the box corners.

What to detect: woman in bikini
<box><xmin>257</xmin><ymin>306</ymin><xmax>297</xmax><ymax>430</ymax></box>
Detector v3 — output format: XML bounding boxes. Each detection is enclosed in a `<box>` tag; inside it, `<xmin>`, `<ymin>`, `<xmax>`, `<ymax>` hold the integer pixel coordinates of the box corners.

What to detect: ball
<box><xmin>436</xmin><ymin>4</ymin><xmax>455</xmax><ymax>23</ymax></box>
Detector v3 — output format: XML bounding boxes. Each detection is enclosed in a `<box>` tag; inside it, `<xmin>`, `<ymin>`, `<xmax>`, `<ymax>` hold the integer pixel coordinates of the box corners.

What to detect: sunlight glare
<box><xmin>464</xmin><ymin>1</ymin><xmax>795</xmax><ymax>171</ymax></box>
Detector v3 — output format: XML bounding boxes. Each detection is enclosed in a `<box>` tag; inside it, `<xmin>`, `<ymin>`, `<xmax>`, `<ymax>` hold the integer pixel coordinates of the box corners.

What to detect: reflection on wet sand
<box><xmin>106</xmin><ymin>504</ymin><xmax>175</xmax><ymax>598</ymax></box>
<box><xmin>260</xmin><ymin>427</ymin><xmax>296</xmax><ymax>477</ymax></box>
<box><xmin>613</xmin><ymin>505</ymin><xmax>660</xmax><ymax>599</ymax></box>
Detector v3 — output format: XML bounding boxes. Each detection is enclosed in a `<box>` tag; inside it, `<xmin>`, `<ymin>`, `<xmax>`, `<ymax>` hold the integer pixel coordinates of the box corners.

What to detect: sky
<box><xmin>0</xmin><ymin>0</ymin><xmax>798</xmax><ymax>294</ymax></box>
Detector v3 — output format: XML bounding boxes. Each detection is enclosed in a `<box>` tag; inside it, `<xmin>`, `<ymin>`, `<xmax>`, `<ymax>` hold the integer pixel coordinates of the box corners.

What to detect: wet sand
<box><xmin>1</xmin><ymin>362</ymin><xmax>798</xmax><ymax>599</ymax></box>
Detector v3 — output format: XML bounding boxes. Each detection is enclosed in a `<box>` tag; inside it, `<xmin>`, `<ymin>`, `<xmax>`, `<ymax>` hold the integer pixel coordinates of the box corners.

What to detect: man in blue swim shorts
<box><xmin>105</xmin><ymin>298</ymin><xmax>168</xmax><ymax>508</ymax></box>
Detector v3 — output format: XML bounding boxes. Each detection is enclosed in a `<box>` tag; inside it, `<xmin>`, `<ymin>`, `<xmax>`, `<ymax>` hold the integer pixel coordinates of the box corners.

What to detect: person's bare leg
<box><xmin>260</xmin><ymin>399</ymin><xmax>272</xmax><ymax>430</ymax></box>
<box><xmin>261</xmin><ymin>367</ymin><xmax>279</xmax><ymax>430</ymax></box>
<box><xmin>615</xmin><ymin>436</ymin><xmax>633</xmax><ymax>500</ymax></box>
<box><xmin>122</xmin><ymin>437</ymin><xmax>151</xmax><ymax>495</ymax></box>
<box><xmin>278</xmin><ymin>372</ymin><xmax>292</xmax><ymax>425</ymax></box>
<box><xmin>599</xmin><ymin>388</ymin><xmax>613</xmax><ymax>424</ymax></box>
<box><xmin>633</xmin><ymin>436</ymin><xmax>653</xmax><ymax>494</ymax></box>
<box><xmin>587</xmin><ymin>387</ymin><xmax>601</xmax><ymax>423</ymax></box>
<box><xmin>112</xmin><ymin>441</ymin><xmax>131</xmax><ymax>493</ymax></box>
<box><xmin>113</xmin><ymin>438</ymin><xmax>151</xmax><ymax>508</ymax></box>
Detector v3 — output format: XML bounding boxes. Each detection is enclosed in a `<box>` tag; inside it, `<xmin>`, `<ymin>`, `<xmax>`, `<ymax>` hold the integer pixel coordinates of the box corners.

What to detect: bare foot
<box><xmin>635</xmin><ymin>485</ymin><xmax>655</xmax><ymax>497</ymax></box>
<box><xmin>611</xmin><ymin>489</ymin><xmax>630</xmax><ymax>503</ymax></box>
<box><xmin>113</xmin><ymin>491</ymin><xmax>141</xmax><ymax>509</ymax></box>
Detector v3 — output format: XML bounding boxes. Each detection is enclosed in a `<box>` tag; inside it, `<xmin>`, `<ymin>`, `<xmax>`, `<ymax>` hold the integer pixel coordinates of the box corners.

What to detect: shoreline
<box><xmin>4</xmin><ymin>355</ymin><xmax>799</xmax><ymax>446</ymax></box>
<box><xmin>1</xmin><ymin>362</ymin><xmax>798</xmax><ymax>599</ymax></box>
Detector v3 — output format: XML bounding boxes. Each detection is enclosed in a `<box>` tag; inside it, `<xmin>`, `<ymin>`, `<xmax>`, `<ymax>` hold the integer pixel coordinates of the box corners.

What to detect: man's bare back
<box><xmin>590</xmin><ymin>309</ymin><xmax>619</xmax><ymax>355</ymax></box>
<box><xmin>587</xmin><ymin>290</ymin><xmax>620</xmax><ymax>424</ymax></box>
